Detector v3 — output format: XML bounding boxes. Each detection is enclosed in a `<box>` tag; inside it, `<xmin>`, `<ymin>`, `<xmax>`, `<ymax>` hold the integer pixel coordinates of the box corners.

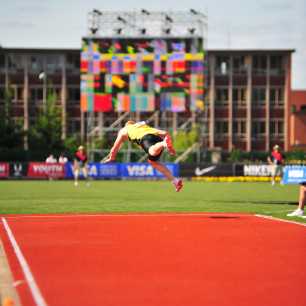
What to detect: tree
<box><xmin>28</xmin><ymin>89</ymin><xmax>63</xmax><ymax>155</ymax></box>
<box><xmin>0</xmin><ymin>87</ymin><xmax>24</xmax><ymax>149</ymax></box>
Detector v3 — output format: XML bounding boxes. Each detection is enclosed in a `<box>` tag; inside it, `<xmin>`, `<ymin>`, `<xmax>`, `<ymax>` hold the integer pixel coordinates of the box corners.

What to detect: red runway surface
<box><xmin>1</xmin><ymin>213</ymin><xmax>306</xmax><ymax>306</ymax></box>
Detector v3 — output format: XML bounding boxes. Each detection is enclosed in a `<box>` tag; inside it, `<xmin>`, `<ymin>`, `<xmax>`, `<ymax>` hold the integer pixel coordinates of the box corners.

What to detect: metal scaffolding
<box><xmin>84</xmin><ymin>9</ymin><xmax>208</xmax><ymax>162</ymax></box>
<box><xmin>87</xmin><ymin>9</ymin><xmax>207</xmax><ymax>40</ymax></box>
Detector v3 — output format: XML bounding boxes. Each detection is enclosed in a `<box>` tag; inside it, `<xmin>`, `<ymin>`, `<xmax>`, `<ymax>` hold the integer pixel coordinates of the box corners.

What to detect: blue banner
<box><xmin>65</xmin><ymin>163</ymin><xmax>120</xmax><ymax>178</ymax></box>
<box><xmin>65</xmin><ymin>162</ymin><xmax>179</xmax><ymax>179</ymax></box>
<box><xmin>282</xmin><ymin>166</ymin><xmax>306</xmax><ymax>184</ymax></box>
<box><xmin>120</xmin><ymin>163</ymin><xmax>178</xmax><ymax>178</ymax></box>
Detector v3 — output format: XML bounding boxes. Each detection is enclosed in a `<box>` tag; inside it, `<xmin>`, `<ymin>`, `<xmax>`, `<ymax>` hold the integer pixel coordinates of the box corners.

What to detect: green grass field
<box><xmin>0</xmin><ymin>180</ymin><xmax>304</xmax><ymax>223</ymax></box>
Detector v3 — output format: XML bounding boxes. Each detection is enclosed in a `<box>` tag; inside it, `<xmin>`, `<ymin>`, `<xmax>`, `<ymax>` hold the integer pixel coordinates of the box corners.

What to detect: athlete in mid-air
<box><xmin>103</xmin><ymin>121</ymin><xmax>183</xmax><ymax>192</ymax></box>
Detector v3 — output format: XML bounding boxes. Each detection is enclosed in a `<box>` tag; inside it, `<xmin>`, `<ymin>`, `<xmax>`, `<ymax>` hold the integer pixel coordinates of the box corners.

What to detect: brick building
<box><xmin>0</xmin><ymin>47</ymin><xmax>295</xmax><ymax>152</ymax></box>
<box><xmin>288</xmin><ymin>90</ymin><xmax>306</xmax><ymax>150</ymax></box>
<box><xmin>0</xmin><ymin>48</ymin><xmax>80</xmax><ymax>149</ymax></box>
<box><xmin>208</xmin><ymin>50</ymin><xmax>293</xmax><ymax>152</ymax></box>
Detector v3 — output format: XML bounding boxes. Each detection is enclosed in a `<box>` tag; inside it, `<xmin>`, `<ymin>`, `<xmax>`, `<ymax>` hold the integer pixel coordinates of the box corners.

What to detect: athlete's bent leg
<box><xmin>148</xmin><ymin>159</ymin><xmax>183</xmax><ymax>192</ymax></box>
<box><xmin>287</xmin><ymin>184</ymin><xmax>306</xmax><ymax>217</ymax></box>
<box><xmin>148</xmin><ymin>142</ymin><xmax>164</xmax><ymax>157</ymax></box>
<box><xmin>298</xmin><ymin>185</ymin><xmax>306</xmax><ymax>210</ymax></box>
<box><xmin>148</xmin><ymin>159</ymin><xmax>174</xmax><ymax>181</ymax></box>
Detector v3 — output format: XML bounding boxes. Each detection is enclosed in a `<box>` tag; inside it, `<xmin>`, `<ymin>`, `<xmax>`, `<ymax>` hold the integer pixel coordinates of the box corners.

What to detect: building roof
<box><xmin>0</xmin><ymin>46</ymin><xmax>295</xmax><ymax>54</ymax></box>
<box><xmin>0</xmin><ymin>47</ymin><xmax>80</xmax><ymax>54</ymax></box>
<box><xmin>207</xmin><ymin>49</ymin><xmax>295</xmax><ymax>54</ymax></box>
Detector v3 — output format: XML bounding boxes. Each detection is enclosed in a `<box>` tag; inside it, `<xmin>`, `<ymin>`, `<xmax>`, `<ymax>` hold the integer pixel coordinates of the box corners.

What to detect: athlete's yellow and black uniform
<box><xmin>126</xmin><ymin>122</ymin><xmax>163</xmax><ymax>161</ymax></box>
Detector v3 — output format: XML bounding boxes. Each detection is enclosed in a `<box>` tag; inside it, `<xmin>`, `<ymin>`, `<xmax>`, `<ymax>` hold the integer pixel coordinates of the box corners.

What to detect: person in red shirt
<box><xmin>267</xmin><ymin>145</ymin><xmax>284</xmax><ymax>186</ymax></box>
<box><xmin>73</xmin><ymin>146</ymin><xmax>89</xmax><ymax>186</ymax></box>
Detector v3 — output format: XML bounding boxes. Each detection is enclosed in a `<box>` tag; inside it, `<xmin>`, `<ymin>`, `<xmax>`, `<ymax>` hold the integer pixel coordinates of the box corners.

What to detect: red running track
<box><xmin>0</xmin><ymin>213</ymin><xmax>306</xmax><ymax>306</ymax></box>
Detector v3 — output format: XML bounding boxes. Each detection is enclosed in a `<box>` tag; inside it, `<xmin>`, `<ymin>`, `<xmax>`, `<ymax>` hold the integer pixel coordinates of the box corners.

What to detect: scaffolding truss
<box><xmin>83</xmin><ymin>9</ymin><xmax>208</xmax><ymax>162</ymax></box>
<box><xmin>87</xmin><ymin>9</ymin><xmax>207</xmax><ymax>39</ymax></box>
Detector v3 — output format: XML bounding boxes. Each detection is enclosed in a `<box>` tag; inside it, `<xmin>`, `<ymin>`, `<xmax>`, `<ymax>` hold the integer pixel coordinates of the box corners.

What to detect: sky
<box><xmin>0</xmin><ymin>0</ymin><xmax>305</xmax><ymax>89</ymax></box>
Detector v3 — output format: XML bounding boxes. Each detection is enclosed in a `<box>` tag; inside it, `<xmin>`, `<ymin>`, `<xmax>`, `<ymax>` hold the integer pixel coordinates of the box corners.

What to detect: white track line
<box><xmin>255</xmin><ymin>214</ymin><xmax>306</xmax><ymax>228</ymax></box>
<box><xmin>3</xmin><ymin>213</ymin><xmax>250</xmax><ymax>220</ymax></box>
<box><xmin>1</xmin><ymin>217</ymin><xmax>48</xmax><ymax>306</ymax></box>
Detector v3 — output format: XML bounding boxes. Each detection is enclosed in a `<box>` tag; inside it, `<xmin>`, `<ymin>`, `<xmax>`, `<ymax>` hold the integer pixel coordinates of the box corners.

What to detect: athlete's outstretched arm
<box><xmin>103</xmin><ymin>128</ymin><xmax>128</xmax><ymax>162</ymax></box>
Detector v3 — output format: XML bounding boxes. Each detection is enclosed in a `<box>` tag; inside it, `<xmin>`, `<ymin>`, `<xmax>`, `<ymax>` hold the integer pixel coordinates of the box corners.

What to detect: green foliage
<box><xmin>63</xmin><ymin>136</ymin><xmax>79</xmax><ymax>157</ymax></box>
<box><xmin>228</xmin><ymin>148</ymin><xmax>243</xmax><ymax>162</ymax></box>
<box><xmin>0</xmin><ymin>87</ymin><xmax>24</xmax><ymax>150</ymax></box>
<box><xmin>28</xmin><ymin>89</ymin><xmax>63</xmax><ymax>154</ymax></box>
<box><xmin>285</xmin><ymin>150</ymin><xmax>306</xmax><ymax>163</ymax></box>
<box><xmin>173</xmin><ymin>126</ymin><xmax>199</xmax><ymax>151</ymax></box>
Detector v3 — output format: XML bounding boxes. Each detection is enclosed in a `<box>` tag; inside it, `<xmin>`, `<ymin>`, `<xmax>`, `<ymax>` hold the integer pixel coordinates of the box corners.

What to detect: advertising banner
<box><xmin>282</xmin><ymin>166</ymin><xmax>306</xmax><ymax>184</ymax></box>
<box><xmin>9</xmin><ymin>162</ymin><xmax>28</xmax><ymax>178</ymax></box>
<box><xmin>243</xmin><ymin>165</ymin><xmax>273</xmax><ymax>177</ymax></box>
<box><xmin>28</xmin><ymin>162</ymin><xmax>65</xmax><ymax>179</ymax></box>
<box><xmin>120</xmin><ymin>163</ymin><xmax>178</xmax><ymax>178</ymax></box>
<box><xmin>65</xmin><ymin>163</ymin><xmax>120</xmax><ymax>178</ymax></box>
<box><xmin>0</xmin><ymin>163</ymin><xmax>9</xmax><ymax>178</ymax></box>
<box><xmin>64</xmin><ymin>162</ymin><xmax>178</xmax><ymax>179</ymax></box>
<box><xmin>180</xmin><ymin>164</ymin><xmax>243</xmax><ymax>177</ymax></box>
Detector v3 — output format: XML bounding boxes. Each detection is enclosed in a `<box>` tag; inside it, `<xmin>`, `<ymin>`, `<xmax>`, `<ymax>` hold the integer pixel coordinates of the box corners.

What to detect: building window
<box><xmin>9</xmin><ymin>85</ymin><xmax>21</xmax><ymax>103</ymax></box>
<box><xmin>270</xmin><ymin>55</ymin><xmax>284</xmax><ymax>75</ymax></box>
<box><xmin>233</xmin><ymin>120</ymin><xmax>246</xmax><ymax>137</ymax></box>
<box><xmin>215</xmin><ymin>120</ymin><xmax>228</xmax><ymax>135</ymax></box>
<box><xmin>252</xmin><ymin>121</ymin><xmax>265</xmax><ymax>138</ymax></box>
<box><xmin>66</xmin><ymin>54</ymin><xmax>80</xmax><ymax>72</ymax></box>
<box><xmin>46</xmin><ymin>55</ymin><xmax>62</xmax><ymax>73</ymax></box>
<box><xmin>16</xmin><ymin>87</ymin><xmax>24</xmax><ymax>102</ymax></box>
<box><xmin>252</xmin><ymin>87</ymin><xmax>266</xmax><ymax>107</ymax></box>
<box><xmin>270</xmin><ymin>87</ymin><xmax>284</xmax><ymax>106</ymax></box>
<box><xmin>68</xmin><ymin>87</ymin><xmax>80</xmax><ymax>103</ymax></box>
<box><xmin>8</xmin><ymin>54</ymin><xmax>24</xmax><ymax>72</ymax></box>
<box><xmin>29</xmin><ymin>87</ymin><xmax>44</xmax><ymax>103</ymax></box>
<box><xmin>270</xmin><ymin>120</ymin><xmax>284</xmax><ymax>136</ymax></box>
<box><xmin>0</xmin><ymin>54</ymin><xmax>5</xmax><ymax>68</ymax></box>
<box><xmin>30</xmin><ymin>55</ymin><xmax>44</xmax><ymax>73</ymax></box>
<box><xmin>233</xmin><ymin>56</ymin><xmax>246</xmax><ymax>75</ymax></box>
<box><xmin>252</xmin><ymin>55</ymin><xmax>267</xmax><ymax>75</ymax></box>
<box><xmin>0</xmin><ymin>87</ymin><xmax>5</xmax><ymax>100</ymax></box>
<box><xmin>215</xmin><ymin>87</ymin><xmax>228</xmax><ymax>106</ymax></box>
<box><xmin>233</xmin><ymin>87</ymin><xmax>246</xmax><ymax>107</ymax></box>
<box><xmin>215</xmin><ymin>56</ymin><xmax>230</xmax><ymax>75</ymax></box>
<box><xmin>67</xmin><ymin>119</ymin><xmax>81</xmax><ymax>134</ymax></box>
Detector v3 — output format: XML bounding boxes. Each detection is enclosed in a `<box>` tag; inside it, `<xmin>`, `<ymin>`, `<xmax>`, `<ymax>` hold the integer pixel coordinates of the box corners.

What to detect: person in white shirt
<box><xmin>45</xmin><ymin>154</ymin><xmax>57</xmax><ymax>180</ymax></box>
<box><xmin>46</xmin><ymin>154</ymin><xmax>57</xmax><ymax>163</ymax></box>
<box><xmin>58</xmin><ymin>153</ymin><xmax>68</xmax><ymax>164</ymax></box>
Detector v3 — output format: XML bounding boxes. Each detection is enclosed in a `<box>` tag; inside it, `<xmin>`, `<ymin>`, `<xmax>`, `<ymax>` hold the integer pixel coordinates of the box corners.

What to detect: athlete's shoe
<box><xmin>287</xmin><ymin>208</ymin><xmax>304</xmax><ymax>217</ymax></box>
<box><xmin>165</xmin><ymin>134</ymin><xmax>176</xmax><ymax>156</ymax></box>
<box><xmin>173</xmin><ymin>179</ymin><xmax>183</xmax><ymax>192</ymax></box>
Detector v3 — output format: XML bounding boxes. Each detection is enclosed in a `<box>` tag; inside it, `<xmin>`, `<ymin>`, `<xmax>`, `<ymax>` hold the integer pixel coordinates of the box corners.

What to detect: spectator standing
<box><xmin>267</xmin><ymin>145</ymin><xmax>284</xmax><ymax>186</ymax></box>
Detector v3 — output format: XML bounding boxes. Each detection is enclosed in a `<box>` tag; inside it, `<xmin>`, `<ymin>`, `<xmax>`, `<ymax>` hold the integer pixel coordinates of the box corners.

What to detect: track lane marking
<box><xmin>2</xmin><ymin>212</ymin><xmax>250</xmax><ymax>220</ymax></box>
<box><xmin>255</xmin><ymin>214</ymin><xmax>306</xmax><ymax>227</ymax></box>
<box><xmin>0</xmin><ymin>239</ymin><xmax>22</xmax><ymax>306</ymax></box>
<box><xmin>1</xmin><ymin>217</ymin><xmax>48</xmax><ymax>306</ymax></box>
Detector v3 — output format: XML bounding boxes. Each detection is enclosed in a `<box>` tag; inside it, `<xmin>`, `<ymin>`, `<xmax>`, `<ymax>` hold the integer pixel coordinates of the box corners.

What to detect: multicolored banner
<box><xmin>81</xmin><ymin>38</ymin><xmax>206</xmax><ymax>113</ymax></box>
